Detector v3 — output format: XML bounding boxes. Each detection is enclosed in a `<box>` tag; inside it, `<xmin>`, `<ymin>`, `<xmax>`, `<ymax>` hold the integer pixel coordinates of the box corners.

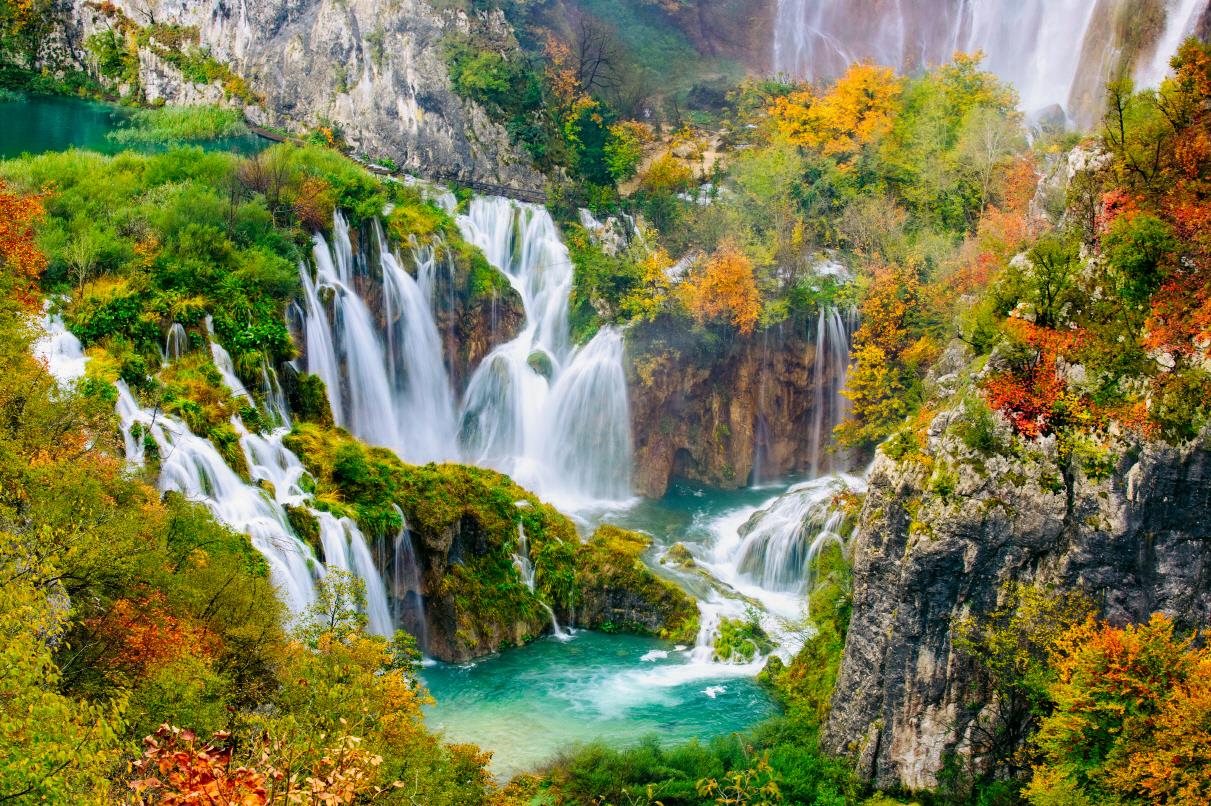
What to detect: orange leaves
<box><xmin>0</xmin><ymin>180</ymin><xmax>48</xmax><ymax>308</ymax></box>
<box><xmin>769</xmin><ymin>63</ymin><xmax>901</xmax><ymax>161</ymax></box>
<box><xmin>89</xmin><ymin>592</ymin><xmax>219</xmax><ymax>680</ymax></box>
<box><xmin>679</xmin><ymin>241</ymin><xmax>760</xmax><ymax>335</ymax></box>
<box><xmin>130</xmin><ymin>725</ymin><xmax>268</xmax><ymax>806</ymax></box>
<box><xmin>1029</xmin><ymin>614</ymin><xmax>1211</xmax><ymax>805</ymax></box>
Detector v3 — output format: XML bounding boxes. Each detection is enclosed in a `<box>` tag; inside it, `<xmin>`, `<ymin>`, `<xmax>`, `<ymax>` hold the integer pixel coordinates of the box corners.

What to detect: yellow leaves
<box><xmin>1027</xmin><ymin>613</ymin><xmax>1211</xmax><ymax>806</ymax></box>
<box><xmin>768</xmin><ymin>64</ymin><xmax>901</xmax><ymax>161</ymax></box>
<box><xmin>680</xmin><ymin>241</ymin><xmax>761</xmax><ymax>335</ymax></box>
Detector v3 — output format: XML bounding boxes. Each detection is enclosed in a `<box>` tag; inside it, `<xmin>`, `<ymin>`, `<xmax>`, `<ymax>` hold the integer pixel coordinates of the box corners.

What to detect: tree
<box><xmin>604</xmin><ymin>119</ymin><xmax>652</xmax><ymax>182</ymax></box>
<box><xmin>680</xmin><ymin>240</ymin><xmax>761</xmax><ymax>334</ymax></box>
<box><xmin>0</xmin><ymin>533</ymin><xmax>126</xmax><ymax>804</ymax></box>
<box><xmin>769</xmin><ymin>64</ymin><xmax>901</xmax><ymax>162</ymax></box>
<box><xmin>1026</xmin><ymin>614</ymin><xmax>1211</xmax><ymax>806</ymax></box>
<box><xmin>0</xmin><ymin>179</ymin><xmax>47</xmax><ymax>307</ymax></box>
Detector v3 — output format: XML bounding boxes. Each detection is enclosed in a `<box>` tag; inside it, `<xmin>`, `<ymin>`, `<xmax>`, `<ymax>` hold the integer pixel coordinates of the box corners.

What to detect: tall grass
<box><xmin>109</xmin><ymin>104</ymin><xmax>247</xmax><ymax>144</ymax></box>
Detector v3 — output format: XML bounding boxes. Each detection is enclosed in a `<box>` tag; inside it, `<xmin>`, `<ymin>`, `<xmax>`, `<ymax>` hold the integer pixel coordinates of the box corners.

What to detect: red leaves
<box><xmin>130</xmin><ymin>724</ymin><xmax>268</xmax><ymax>805</ymax></box>
<box><xmin>982</xmin><ymin>320</ymin><xmax>1083</xmax><ymax>439</ymax></box>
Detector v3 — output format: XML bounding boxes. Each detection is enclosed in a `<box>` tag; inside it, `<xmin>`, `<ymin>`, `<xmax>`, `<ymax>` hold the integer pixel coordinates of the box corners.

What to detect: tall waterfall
<box><xmin>298</xmin><ymin>197</ymin><xmax>633</xmax><ymax>510</ymax></box>
<box><xmin>456</xmin><ymin>197</ymin><xmax>632</xmax><ymax>508</ymax></box>
<box><xmin>296</xmin><ymin>213</ymin><xmax>457</xmax><ymax>465</ymax></box>
<box><xmin>809</xmin><ymin>306</ymin><xmax>856</xmax><ymax>478</ymax></box>
<box><xmin>772</xmin><ymin>0</ymin><xmax>1210</xmax><ymax>123</ymax></box>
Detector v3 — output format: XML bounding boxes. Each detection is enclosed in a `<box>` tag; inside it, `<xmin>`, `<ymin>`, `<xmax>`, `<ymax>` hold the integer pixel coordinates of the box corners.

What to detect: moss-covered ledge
<box><xmin>283</xmin><ymin>421</ymin><xmax>577</xmax><ymax>662</ymax></box>
<box><xmin>574</xmin><ymin>525</ymin><xmax>699</xmax><ymax>644</ymax></box>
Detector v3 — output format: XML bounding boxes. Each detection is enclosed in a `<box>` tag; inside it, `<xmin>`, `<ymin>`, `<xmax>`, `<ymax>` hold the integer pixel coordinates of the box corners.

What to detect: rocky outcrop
<box><xmin>823</xmin><ymin>402</ymin><xmax>1211</xmax><ymax>790</ymax></box>
<box><xmin>62</xmin><ymin>0</ymin><xmax>542</xmax><ymax>189</ymax></box>
<box><xmin>422</xmin><ymin>245</ymin><xmax>525</xmax><ymax>393</ymax></box>
<box><xmin>626</xmin><ymin>317</ymin><xmax>851</xmax><ymax>497</ymax></box>
<box><xmin>574</xmin><ymin>525</ymin><xmax>699</xmax><ymax>643</ymax></box>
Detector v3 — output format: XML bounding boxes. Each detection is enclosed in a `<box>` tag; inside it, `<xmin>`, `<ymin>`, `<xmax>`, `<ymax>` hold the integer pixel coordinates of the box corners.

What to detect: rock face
<box><xmin>626</xmin><ymin>318</ymin><xmax>851</xmax><ymax>497</ymax></box>
<box><xmin>824</xmin><ymin>414</ymin><xmax>1211</xmax><ymax>790</ymax></box>
<box><xmin>62</xmin><ymin>0</ymin><xmax>542</xmax><ymax>189</ymax></box>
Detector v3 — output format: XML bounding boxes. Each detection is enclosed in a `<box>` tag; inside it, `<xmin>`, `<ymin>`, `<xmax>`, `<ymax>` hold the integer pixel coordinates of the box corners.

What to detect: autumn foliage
<box><xmin>769</xmin><ymin>63</ymin><xmax>901</xmax><ymax>162</ymax></box>
<box><xmin>1027</xmin><ymin>614</ymin><xmax>1211</xmax><ymax>805</ymax></box>
<box><xmin>680</xmin><ymin>241</ymin><xmax>761</xmax><ymax>335</ymax></box>
<box><xmin>0</xmin><ymin>179</ymin><xmax>47</xmax><ymax>307</ymax></box>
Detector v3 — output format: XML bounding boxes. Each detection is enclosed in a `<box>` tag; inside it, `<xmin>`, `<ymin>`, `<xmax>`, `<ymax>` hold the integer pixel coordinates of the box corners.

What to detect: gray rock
<box><xmin>825</xmin><ymin>430</ymin><xmax>1211</xmax><ymax>791</ymax></box>
<box><xmin>64</xmin><ymin>0</ymin><xmax>542</xmax><ymax>189</ymax></box>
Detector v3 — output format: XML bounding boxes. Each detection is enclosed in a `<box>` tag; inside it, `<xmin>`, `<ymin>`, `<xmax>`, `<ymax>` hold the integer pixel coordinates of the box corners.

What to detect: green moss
<box><xmin>713</xmin><ymin>611</ymin><xmax>773</xmax><ymax>662</ymax></box>
<box><xmin>283</xmin><ymin>421</ymin><xmax>580</xmax><ymax>639</ymax></box>
<box><xmin>289</xmin><ymin>372</ymin><xmax>334</xmax><ymax>426</ymax></box>
<box><xmin>284</xmin><ymin>504</ymin><xmax>322</xmax><ymax>559</ymax></box>
<box><xmin>575</xmin><ymin>525</ymin><xmax>699</xmax><ymax>644</ymax></box>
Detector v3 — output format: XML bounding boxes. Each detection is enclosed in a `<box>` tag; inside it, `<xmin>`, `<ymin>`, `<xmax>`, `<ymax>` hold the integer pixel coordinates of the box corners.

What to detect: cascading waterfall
<box><xmin>456</xmin><ymin>197</ymin><xmax>632</xmax><ymax>508</ymax></box>
<box><xmin>733</xmin><ymin>475</ymin><xmax>862</xmax><ymax>593</ymax></box>
<box><xmin>37</xmin><ymin>313</ymin><xmax>394</xmax><ymax>635</ymax></box>
<box><xmin>772</xmin><ymin>0</ymin><xmax>1210</xmax><ymax>124</ymax></box>
<box><xmin>114</xmin><ymin>381</ymin><xmax>320</xmax><ymax>615</ymax></box>
<box><xmin>511</xmin><ymin>520</ymin><xmax>571</xmax><ymax>639</ymax></box>
<box><xmin>808</xmin><ymin>306</ymin><xmax>855</xmax><ymax>479</ymax></box>
<box><xmin>297</xmin><ymin>197</ymin><xmax>633</xmax><ymax>510</ymax></box>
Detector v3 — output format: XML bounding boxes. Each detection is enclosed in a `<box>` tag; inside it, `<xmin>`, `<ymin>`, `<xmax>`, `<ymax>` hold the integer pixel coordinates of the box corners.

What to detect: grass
<box><xmin>109</xmin><ymin>104</ymin><xmax>248</xmax><ymax>144</ymax></box>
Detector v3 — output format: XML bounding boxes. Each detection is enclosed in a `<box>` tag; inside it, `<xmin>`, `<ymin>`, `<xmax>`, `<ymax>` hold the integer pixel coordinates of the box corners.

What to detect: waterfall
<box><xmin>296</xmin><ymin>196</ymin><xmax>633</xmax><ymax>509</ymax></box>
<box><xmin>733</xmin><ymin>476</ymin><xmax>854</xmax><ymax>593</ymax></box>
<box><xmin>808</xmin><ymin>306</ymin><xmax>854</xmax><ymax>479</ymax></box>
<box><xmin>772</xmin><ymin>0</ymin><xmax>1210</xmax><ymax>124</ymax></box>
<box><xmin>34</xmin><ymin>313</ymin><xmax>88</xmax><ymax>385</ymax></box>
<box><xmin>314</xmin><ymin>511</ymin><xmax>394</xmax><ymax>637</ymax></box>
<box><xmin>163</xmin><ymin>322</ymin><xmax>188</xmax><ymax>362</ymax></box>
<box><xmin>455</xmin><ymin>197</ymin><xmax>632</xmax><ymax>508</ymax></box>
<box><xmin>512</xmin><ymin>522</ymin><xmax>537</xmax><ymax>591</ymax></box>
<box><xmin>375</xmin><ymin>221</ymin><xmax>458</xmax><ymax>463</ymax></box>
<box><xmin>538</xmin><ymin>328</ymin><xmax>633</xmax><ymax>505</ymax></box>
<box><xmin>114</xmin><ymin>382</ymin><xmax>320</xmax><ymax>615</ymax></box>
<box><xmin>1136</xmin><ymin>0</ymin><xmax>1208</xmax><ymax>89</ymax></box>
<box><xmin>389</xmin><ymin>511</ymin><xmax>428</xmax><ymax>651</ymax></box>
<box><xmin>299</xmin><ymin>214</ymin><xmax>407</xmax><ymax>455</ymax></box>
<box><xmin>510</xmin><ymin>521</ymin><xmax>571</xmax><ymax>639</ymax></box>
<box><xmin>36</xmin><ymin>301</ymin><xmax>397</xmax><ymax>636</ymax></box>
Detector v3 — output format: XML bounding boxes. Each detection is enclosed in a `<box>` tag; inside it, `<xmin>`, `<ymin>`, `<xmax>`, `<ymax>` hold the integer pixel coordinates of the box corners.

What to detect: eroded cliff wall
<box><xmin>60</xmin><ymin>0</ymin><xmax>542</xmax><ymax>188</ymax></box>
<box><xmin>824</xmin><ymin>392</ymin><xmax>1211</xmax><ymax>790</ymax></box>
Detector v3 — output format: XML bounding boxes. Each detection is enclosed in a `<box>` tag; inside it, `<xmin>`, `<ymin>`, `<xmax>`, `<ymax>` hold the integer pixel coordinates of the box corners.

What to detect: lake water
<box><xmin>0</xmin><ymin>94</ymin><xmax>266</xmax><ymax>159</ymax></box>
<box><xmin>423</xmin><ymin>480</ymin><xmax>812</xmax><ymax>778</ymax></box>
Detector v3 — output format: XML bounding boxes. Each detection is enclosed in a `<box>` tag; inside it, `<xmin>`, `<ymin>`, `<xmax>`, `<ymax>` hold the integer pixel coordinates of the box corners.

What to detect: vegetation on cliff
<box><xmin>574</xmin><ymin>524</ymin><xmax>699</xmax><ymax>643</ymax></box>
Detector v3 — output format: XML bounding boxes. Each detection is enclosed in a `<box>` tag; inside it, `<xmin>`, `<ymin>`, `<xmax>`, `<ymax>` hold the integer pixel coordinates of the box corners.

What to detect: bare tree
<box><xmin>572</xmin><ymin>16</ymin><xmax>620</xmax><ymax>95</ymax></box>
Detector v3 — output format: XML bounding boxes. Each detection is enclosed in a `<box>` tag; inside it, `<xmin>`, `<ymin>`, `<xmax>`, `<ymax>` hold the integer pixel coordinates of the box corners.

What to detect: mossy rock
<box><xmin>713</xmin><ymin>614</ymin><xmax>774</xmax><ymax>663</ymax></box>
<box><xmin>575</xmin><ymin>525</ymin><xmax>699</xmax><ymax>644</ymax></box>
<box><xmin>282</xmin><ymin>421</ymin><xmax>579</xmax><ymax>661</ymax></box>
<box><xmin>662</xmin><ymin>542</ymin><xmax>696</xmax><ymax>568</ymax></box>
<box><xmin>527</xmin><ymin>349</ymin><xmax>554</xmax><ymax>379</ymax></box>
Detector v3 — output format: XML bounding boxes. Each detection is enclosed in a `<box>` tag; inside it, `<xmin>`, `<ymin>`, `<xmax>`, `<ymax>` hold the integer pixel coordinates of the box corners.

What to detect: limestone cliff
<box><xmin>60</xmin><ymin>0</ymin><xmax>542</xmax><ymax>189</ymax></box>
<box><xmin>626</xmin><ymin>317</ymin><xmax>851</xmax><ymax>497</ymax></box>
<box><xmin>823</xmin><ymin>353</ymin><xmax>1211</xmax><ymax>790</ymax></box>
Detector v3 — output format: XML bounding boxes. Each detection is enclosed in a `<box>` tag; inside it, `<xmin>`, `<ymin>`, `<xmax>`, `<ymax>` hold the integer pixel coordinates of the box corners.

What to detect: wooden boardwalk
<box><xmin>247</xmin><ymin>124</ymin><xmax>547</xmax><ymax>204</ymax></box>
